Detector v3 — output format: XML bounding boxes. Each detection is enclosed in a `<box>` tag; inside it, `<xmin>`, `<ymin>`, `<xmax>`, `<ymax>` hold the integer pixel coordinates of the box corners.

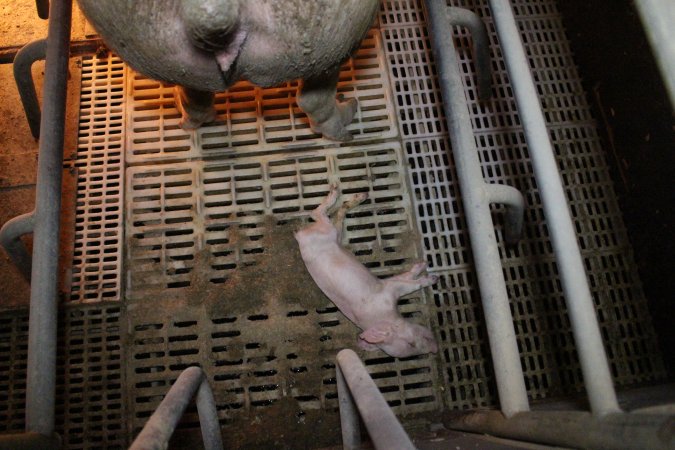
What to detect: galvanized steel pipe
<box><xmin>443</xmin><ymin>410</ymin><xmax>674</xmax><ymax>450</ymax></box>
<box><xmin>35</xmin><ymin>0</ymin><xmax>49</xmax><ymax>20</ymax></box>
<box><xmin>336</xmin><ymin>364</ymin><xmax>361</xmax><ymax>450</ymax></box>
<box><xmin>446</xmin><ymin>6</ymin><xmax>493</xmax><ymax>102</ymax></box>
<box><xmin>336</xmin><ymin>349</ymin><xmax>415</xmax><ymax>450</ymax></box>
<box><xmin>129</xmin><ymin>366</ymin><xmax>223</xmax><ymax>450</ymax></box>
<box><xmin>634</xmin><ymin>0</ymin><xmax>675</xmax><ymax>109</ymax></box>
<box><xmin>424</xmin><ymin>0</ymin><xmax>529</xmax><ymax>417</ymax></box>
<box><xmin>13</xmin><ymin>38</ymin><xmax>47</xmax><ymax>139</ymax></box>
<box><xmin>487</xmin><ymin>0</ymin><xmax>621</xmax><ymax>416</ymax></box>
<box><xmin>0</xmin><ymin>212</ymin><xmax>34</xmax><ymax>281</ymax></box>
<box><xmin>25</xmin><ymin>0</ymin><xmax>72</xmax><ymax>435</ymax></box>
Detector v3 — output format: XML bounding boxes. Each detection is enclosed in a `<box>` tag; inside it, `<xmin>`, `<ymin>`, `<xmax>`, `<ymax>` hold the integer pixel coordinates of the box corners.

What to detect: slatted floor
<box><xmin>0</xmin><ymin>0</ymin><xmax>666</xmax><ymax>448</ymax></box>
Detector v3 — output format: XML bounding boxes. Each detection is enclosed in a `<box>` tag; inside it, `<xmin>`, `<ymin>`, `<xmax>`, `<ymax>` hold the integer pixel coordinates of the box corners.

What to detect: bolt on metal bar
<box><xmin>487</xmin><ymin>0</ymin><xmax>621</xmax><ymax>417</ymax></box>
<box><xmin>634</xmin><ymin>0</ymin><xmax>675</xmax><ymax>109</ymax></box>
<box><xmin>129</xmin><ymin>367</ymin><xmax>223</xmax><ymax>450</ymax></box>
<box><xmin>0</xmin><ymin>212</ymin><xmax>35</xmax><ymax>281</ymax></box>
<box><xmin>423</xmin><ymin>0</ymin><xmax>529</xmax><ymax>417</ymax></box>
<box><xmin>25</xmin><ymin>0</ymin><xmax>72</xmax><ymax>435</ymax></box>
<box><xmin>336</xmin><ymin>349</ymin><xmax>415</xmax><ymax>450</ymax></box>
<box><xmin>13</xmin><ymin>39</ymin><xmax>47</xmax><ymax>139</ymax></box>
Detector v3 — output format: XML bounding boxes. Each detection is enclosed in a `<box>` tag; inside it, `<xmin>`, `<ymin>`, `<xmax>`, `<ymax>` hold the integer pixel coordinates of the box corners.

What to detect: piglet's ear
<box><xmin>359</xmin><ymin>323</ymin><xmax>393</xmax><ymax>344</ymax></box>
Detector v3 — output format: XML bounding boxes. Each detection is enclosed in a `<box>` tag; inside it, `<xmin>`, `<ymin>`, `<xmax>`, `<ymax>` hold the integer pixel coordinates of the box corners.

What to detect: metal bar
<box><xmin>634</xmin><ymin>0</ymin><xmax>675</xmax><ymax>109</ymax></box>
<box><xmin>13</xmin><ymin>39</ymin><xmax>47</xmax><ymax>139</ymax></box>
<box><xmin>336</xmin><ymin>364</ymin><xmax>361</xmax><ymax>450</ymax></box>
<box><xmin>1</xmin><ymin>38</ymin><xmax>106</xmax><ymax>65</ymax></box>
<box><xmin>25</xmin><ymin>0</ymin><xmax>72</xmax><ymax>436</ymax></box>
<box><xmin>336</xmin><ymin>349</ymin><xmax>415</xmax><ymax>450</ymax></box>
<box><xmin>195</xmin><ymin>373</ymin><xmax>225</xmax><ymax>450</ymax></box>
<box><xmin>0</xmin><ymin>212</ymin><xmax>35</xmax><ymax>281</ymax></box>
<box><xmin>129</xmin><ymin>367</ymin><xmax>223</xmax><ymax>450</ymax></box>
<box><xmin>0</xmin><ymin>432</ymin><xmax>60</xmax><ymax>450</ymax></box>
<box><xmin>487</xmin><ymin>0</ymin><xmax>621</xmax><ymax>416</ymax></box>
<box><xmin>36</xmin><ymin>0</ymin><xmax>49</xmax><ymax>20</ymax></box>
<box><xmin>485</xmin><ymin>184</ymin><xmax>525</xmax><ymax>246</ymax></box>
<box><xmin>443</xmin><ymin>410</ymin><xmax>674</xmax><ymax>450</ymax></box>
<box><xmin>447</xmin><ymin>6</ymin><xmax>493</xmax><ymax>101</ymax></box>
<box><xmin>423</xmin><ymin>0</ymin><xmax>529</xmax><ymax>417</ymax></box>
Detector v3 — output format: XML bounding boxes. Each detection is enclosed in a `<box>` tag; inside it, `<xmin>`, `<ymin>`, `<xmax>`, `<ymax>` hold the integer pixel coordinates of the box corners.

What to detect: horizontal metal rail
<box><xmin>336</xmin><ymin>349</ymin><xmax>415</xmax><ymax>450</ymax></box>
<box><xmin>487</xmin><ymin>0</ymin><xmax>621</xmax><ymax>417</ymax></box>
<box><xmin>423</xmin><ymin>0</ymin><xmax>529</xmax><ymax>417</ymax></box>
<box><xmin>0</xmin><ymin>432</ymin><xmax>60</xmax><ymax>450</ymax></box>
<box><xmin>0</xmin><ymin>38</ymin><xmax>106</xmax><ymax>65</ymax></box>
<box><xmin>444</xmin><ymin>409</ymin><xmax>674</xmax><ymax>450</ymax></box>
<box><xmin>129</xmin><ymin>367</ymin><xmax>223</xmax><ymax>450</ymax></box>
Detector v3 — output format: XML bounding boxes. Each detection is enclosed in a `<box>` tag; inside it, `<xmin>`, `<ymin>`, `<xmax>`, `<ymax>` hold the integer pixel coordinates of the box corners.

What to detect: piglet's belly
<box><xmin>300</xmin><ymin>247</ymin><xmax>381</xmax><ymax>320</ymax></box>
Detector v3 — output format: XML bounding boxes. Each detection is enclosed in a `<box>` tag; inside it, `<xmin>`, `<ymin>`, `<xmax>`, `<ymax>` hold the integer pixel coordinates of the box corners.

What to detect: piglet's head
<box><xmin>359</xmin><ymin>319</ymin><xmax>438</xmax><ymax>358</ymax></box>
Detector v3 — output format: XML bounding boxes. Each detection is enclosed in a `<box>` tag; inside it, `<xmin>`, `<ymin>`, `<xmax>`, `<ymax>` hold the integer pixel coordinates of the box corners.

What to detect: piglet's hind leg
<box><xmin>310</xmin><ymin>184</ymin><xmax>339</xmax><ymax>224</ymax></box>
<box><xmin>334</xmin><ymin>192</ymin><xmax>368</xmax><ymax>242</ymax></box>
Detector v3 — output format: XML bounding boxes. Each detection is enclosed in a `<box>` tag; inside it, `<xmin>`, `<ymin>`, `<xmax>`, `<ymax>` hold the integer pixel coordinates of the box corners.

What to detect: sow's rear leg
<box><xmin>298</xmin><ymin>70</ymin><xmax>358</xmax><ymax>142</ymax></box>
<box><xmin>174</xmin><ymin>85</ymin><xmax>217</xmax><ymax>130</ymax></box>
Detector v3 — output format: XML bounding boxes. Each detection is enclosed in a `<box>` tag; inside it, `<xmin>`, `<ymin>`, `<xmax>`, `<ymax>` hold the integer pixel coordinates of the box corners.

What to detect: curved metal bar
<box><xmin>448</xmin><ymin>6</ymin><xmax>493</xmax><ymax>101</ymax></box>
<box><xmin>0</xmin><ymin>211</ymin><xmax>35</xmax><ymax>281</ymax></box>
<box><xmin>25</xmin><ymin>0</ymin><xmax>72</xmax><ymax>435</ymax></box>
<box><xmin>195</xmin><ymin>373</ymin><xmax>224</xmax><ymax>450</ymax></box>
<box><xmin>423</xmin><ymin>0</ymin><xmax>529</xmax><ymax>417</ymax></box>
<box><xmin>129</xmin><ymin>367</ymin><xmax>223</xmax><ymax>450</ymax></box>
<box><xmin>485</xmin><ymin>184</ymin><xmax>526</xmax><ymax>246</ymax></box>
<box><xmin>13</xmin><ymin>39</ymin><xmax>47</xmax><ymax>139</ymax></box>
<box><xmin>487</xmin><ymin>0</ymin><xmax>621</xmax><ymax>417</ymax></box>
<box><xmin>336</xmin><ymin>349</ymin><xmax>415</xmax><ymax>450</ymax></box>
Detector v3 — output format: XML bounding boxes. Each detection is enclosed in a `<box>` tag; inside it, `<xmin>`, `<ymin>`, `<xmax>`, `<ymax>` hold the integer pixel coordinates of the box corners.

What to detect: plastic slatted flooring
<box><xmin>0</xmin><ymin>0</ymin><xmax>666</xmax><ymax>448</ymax></box>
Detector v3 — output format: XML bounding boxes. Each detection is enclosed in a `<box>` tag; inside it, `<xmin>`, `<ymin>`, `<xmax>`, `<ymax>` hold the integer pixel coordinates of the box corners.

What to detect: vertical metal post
<box><xmin>25</xmin><ymin>0</ymin><xmax>73</xmax><ymax>435</ymax></box>
<box><xmin>423</xmin><ymin>0</ymin><xmax>530</xmax><ymax>417</ymax></box>
<box><xmin>487</xmin><ymin>0</ymin><xmax>621</xmax><ymax>416</ymax></box>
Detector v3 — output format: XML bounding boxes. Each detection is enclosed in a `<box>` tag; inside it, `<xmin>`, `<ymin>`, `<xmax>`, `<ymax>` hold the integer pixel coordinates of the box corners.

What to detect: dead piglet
<box><xmin>294</xmin><ymin>185</ymin><xmax>439</xmax><ymax>358</ymax></box>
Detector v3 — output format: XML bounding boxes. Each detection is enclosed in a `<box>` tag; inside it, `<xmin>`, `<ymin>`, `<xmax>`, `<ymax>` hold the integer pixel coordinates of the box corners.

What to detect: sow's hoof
<box><xmin>311</xmin><ymin>98</ymin><xmax>359</xmax><ymax>142</ymax></box>
<box><xmin>179</xmin><ymin>108</ymin><xmax>217</xmax><ymax>131</ymax></box>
